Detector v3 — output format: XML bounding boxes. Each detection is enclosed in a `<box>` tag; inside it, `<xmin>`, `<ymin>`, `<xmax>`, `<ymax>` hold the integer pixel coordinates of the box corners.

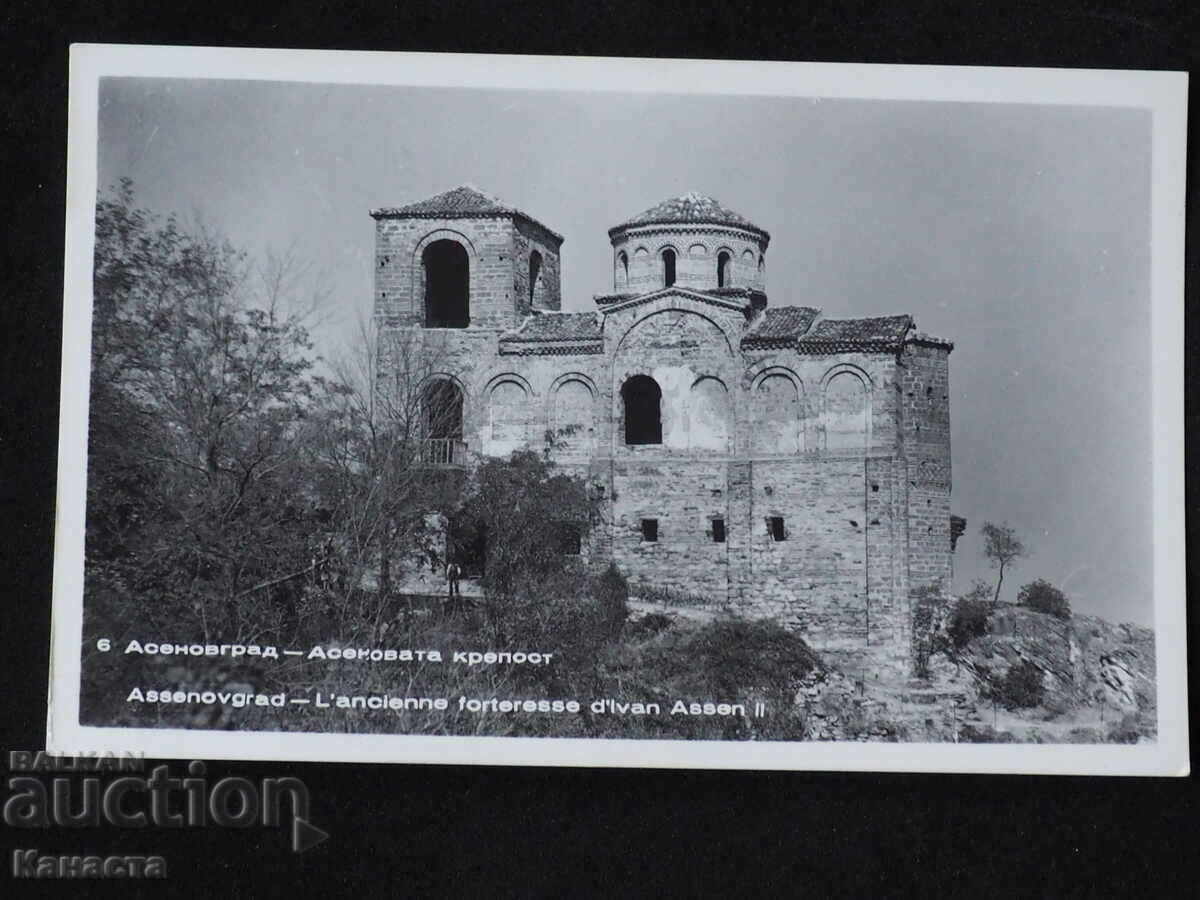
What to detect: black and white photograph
<box><xmin>48</xmin><ymin>46</ymin><xmax>1188</xmax><ymax>774</ymax></box>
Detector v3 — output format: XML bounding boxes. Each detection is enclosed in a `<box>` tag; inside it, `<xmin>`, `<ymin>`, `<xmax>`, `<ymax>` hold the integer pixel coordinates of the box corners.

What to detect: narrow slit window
<box><xmin>711</xmin><ymin>518</ymin><xmax>726</xmax><ymax>543</ymax></box>
<box><xmin>768</xmin><ymin>516</ymin><xmax>786</xmax><ymax>541</ymax></box>
<box><xmin>641</xmin><ymin>519</ymin><xmax>659</xmax><ymax>542</ymax></box>
<box><xmin>662</xmin><ymin>248</ymin><xmax>676</xmax><ymax>287</ymax></box>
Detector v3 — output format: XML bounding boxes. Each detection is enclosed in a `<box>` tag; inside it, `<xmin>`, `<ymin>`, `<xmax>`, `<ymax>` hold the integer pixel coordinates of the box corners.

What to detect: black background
<box><xmin>1</xmin><ymin>2</ymin><xmax>1196</xmax><ymax>895</ymax></box>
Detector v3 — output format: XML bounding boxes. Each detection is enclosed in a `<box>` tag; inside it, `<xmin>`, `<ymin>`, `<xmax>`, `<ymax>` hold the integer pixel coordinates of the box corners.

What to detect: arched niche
<box><xmin>824</xmin><ymin>368</ymin><xmax>870</xmax><ymax>450</ymax></box>
<box><xmin>752</xmin><ymin>371</ymin><xmax>802</xmax><ymax>454</ymax></box>
<box><xmin>688</xmin><ymin>376</ymin><xmax>731</xmax><ymax>452</ymax></box>
<box><xmin>550</xmin><ymin>376</ymin><xmax>596</xmax><ymax>452</ymax></box>
<box><xmin>486</xmin><ymin>377</ymin><xmax>532</xmax><ymax>456</ymax></box>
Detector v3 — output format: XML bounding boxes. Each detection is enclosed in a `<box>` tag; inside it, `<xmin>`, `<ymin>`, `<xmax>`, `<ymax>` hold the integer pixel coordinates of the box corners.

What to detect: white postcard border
<box><xmin>49</xmin><ymin>44</ymin><xmax>1189</xmax><ymax>775</ymax></box>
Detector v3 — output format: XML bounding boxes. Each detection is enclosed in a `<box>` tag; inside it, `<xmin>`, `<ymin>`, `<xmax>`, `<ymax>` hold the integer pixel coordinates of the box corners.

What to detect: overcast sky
<box><xmin>96</xmin><ymin>78</ymin><xmax>1153</xmax><ymax>626</ymax></box>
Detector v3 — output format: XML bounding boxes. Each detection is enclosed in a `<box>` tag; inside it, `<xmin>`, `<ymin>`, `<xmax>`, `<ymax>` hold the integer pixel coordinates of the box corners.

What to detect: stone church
<box><xmin>372</xmin><ymin>185</ymin><xmax>955</xmax><ymax>675</ymax></box>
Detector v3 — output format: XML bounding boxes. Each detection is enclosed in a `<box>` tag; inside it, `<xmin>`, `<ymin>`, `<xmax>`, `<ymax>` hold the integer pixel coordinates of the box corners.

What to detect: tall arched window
<box><xmin>422</xmin><ymin>379</ymin><xmax>463</xmax><ymax>440</ymax></box>
<box><xmin>662</xmin><ymin>248</ymin><xmax>676</xmax><ymax>288</ymax></box>
<box><xmin>617</xmin><ymin>251</ymin><xmax>629</xmax><ymax>289</ymax></box>
<box><xmin>423</xmin><ymin>240</ymin><xmax>469</xmax><ymax>328</ymax></box>
<box><xmin>421</xmin><ymin>379</ymin><xmax>464</xmax><ymax>464</ymax></box>
<box><xmin>717</xmin><ymin>251</ymin><xmax>731</xmax><ymax>288</ymax></box>
<box><xmin>528</xmin><ymin>250</ymin><xmax>543</xmax><ymax>307</ymax></box>
<box><xmin>621</xmin><ymin>375</ymin><xmax>662</xmax><ymax>445</ymax></box>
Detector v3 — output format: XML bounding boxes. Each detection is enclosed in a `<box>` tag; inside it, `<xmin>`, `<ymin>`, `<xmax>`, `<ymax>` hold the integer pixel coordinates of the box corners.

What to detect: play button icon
<box><xmin>292</xmin><ymin>817</ymin><xmax>330</xmax><ymax>853</ymax></box>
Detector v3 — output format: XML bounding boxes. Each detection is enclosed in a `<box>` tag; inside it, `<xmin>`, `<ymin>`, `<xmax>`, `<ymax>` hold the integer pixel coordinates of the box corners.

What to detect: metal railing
<box><xmin>421</xmin><ymin>438</ymin><xmax>467</xmax><ymax>466</ymax></box>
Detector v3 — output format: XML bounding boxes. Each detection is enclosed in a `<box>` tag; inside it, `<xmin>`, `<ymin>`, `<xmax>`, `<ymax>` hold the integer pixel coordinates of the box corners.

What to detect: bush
<box><xmin>1017</xmin><ymin>579</ymin><xmax>1071</xmax><ymax>619</ymax></box>
<box><xmin>910</xmin><ymin>583</ymin><xmax>946</xmax><ymax>678</ymax></box>
<box><xmin>995</xmin><ymin>660</ymin><xmax>1045</xmax><ymax>710</ymax></box>
<box><xmin>959</xmin><ymin>724</ymin><xmax>1017</xmax><ymax>743</ymax></box>
<box><xmin>635</xmin><ymin>583</ymin><xmax>716</xmax><ymax>607</ymax></box>
<box><xmin>947</xmin><ymin>598</ymin><xmax>991</xmax><ymax>650</ymax></box>
<box><xmin>627</xmin><ymin>611</ymin><xmax>675</xmax><ymax>637</ymax></box>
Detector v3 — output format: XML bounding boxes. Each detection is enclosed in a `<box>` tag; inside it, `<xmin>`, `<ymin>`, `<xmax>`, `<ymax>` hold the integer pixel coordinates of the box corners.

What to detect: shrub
<box><xmin>995</xmin><ymin>660</ymin><xmax>1045</xmax><ymax>710</ymax></box>
<box><xmin>947</xmin><ymin>598</ymin><xmax>991</xmax><ymax>650</ymax></box>
<box><xmin>910</xmin><ymin>583</ymin><xmax>946</xmax><ymax>678</ymax></box>
<box><xmin>627</xmin><ymin>611</ymin><xmax>675</xmax><ymax>637</ymax></box>
<box><xmin>635</xmin><ymin>583</ymin><xmax>715</xmax><ymax>607</ymax></box>
<box><xmin>958</xmin><ymin>724</ymin><xmax>1017</xmax><ymax>743</ymax></box>
<box><xmin>1106</xmin><ymin>712</ymin><xmax>1147</xmax><ymax>745</ymax></box>
<box><xmin>1017</xmin><ymin>579</ymin><xmax>1071</xmax><ymax>619</ymax></box>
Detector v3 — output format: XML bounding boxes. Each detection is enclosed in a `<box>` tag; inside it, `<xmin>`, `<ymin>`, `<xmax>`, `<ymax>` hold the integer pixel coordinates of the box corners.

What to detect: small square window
<box><xmin>711</xmin><ymin>518</ymin><xmax>726</xmax><ymax>543</ymax></box>
<box><xmin>768</xmin><ymin>516</ymin><xmax>786</xmax><ymax>541</ymax></box>
<box><xmin>641</xmin><ymin>519</ymin><xmax>658</xmax><ymax>542</ymax></box>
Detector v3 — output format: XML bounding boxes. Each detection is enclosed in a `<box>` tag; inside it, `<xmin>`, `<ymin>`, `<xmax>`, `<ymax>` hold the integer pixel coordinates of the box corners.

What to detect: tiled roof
<box><xmin>742</xmin><ymin>309</ymin><xmax>914</xmax><ymax>351</ymax></box>
<box><xmin>609</xmin><ymin>192</ymin><xmax>769</xmax><ymax>241</ymax></box>
<box><xmin>371</xmin><ymin>185</ymin><xmax>563</xmax><ymax>242</ymax></box>
<box><xmin>500</xmin><ymin>312</ymin><xmax>603</xmax><ymax>343</ymax></box>
<box><xmin>593</xmin><ymin>291</ymin><xmax>639</xmax><ymax>306</ymax></box>
<box><xmin>743</xmin><ymin>306</ymin><xmax>822</xmax><ymax>343</ymax></box>
<box><xmin>803</xmin><ymin>315</ymin><xmax>913</xmax><ymax>345</ymax></box>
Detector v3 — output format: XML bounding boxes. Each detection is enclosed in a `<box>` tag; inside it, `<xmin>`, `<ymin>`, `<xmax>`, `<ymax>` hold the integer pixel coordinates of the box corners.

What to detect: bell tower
<box><xmin>371</xmin><ymin>185</ymin><xmax>564</xmax><ymax>332</ymax></box>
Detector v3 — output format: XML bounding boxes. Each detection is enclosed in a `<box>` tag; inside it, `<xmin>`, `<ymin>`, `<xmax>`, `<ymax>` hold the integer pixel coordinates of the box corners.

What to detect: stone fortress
<box><xmin>372</xmin><ymin>185</ymin><xmax>956</xmax><ymax>676</ymax></box>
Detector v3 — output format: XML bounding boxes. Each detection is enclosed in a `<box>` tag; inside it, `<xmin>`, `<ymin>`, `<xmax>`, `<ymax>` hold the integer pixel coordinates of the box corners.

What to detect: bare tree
<box><xmin>980</xmin><ymin>521</ymin><xmax>1027</xmax><ymax>605</ymax></box>
<box><xmin>88</xmin><ymin>179</ymin><xmax>333</xmax><ymax>645</ymax></box>
<box><xmin>313</xmin><ymin>316</ymin><xmax>463</xmax><ymax>637</ymax></box>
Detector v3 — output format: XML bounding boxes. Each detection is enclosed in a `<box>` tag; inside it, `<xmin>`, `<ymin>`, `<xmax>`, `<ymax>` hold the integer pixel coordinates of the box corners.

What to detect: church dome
<box><xmin>608</xmin><ymin>191</ymin><xmax>770</xmax><ymax>244</ymax></box>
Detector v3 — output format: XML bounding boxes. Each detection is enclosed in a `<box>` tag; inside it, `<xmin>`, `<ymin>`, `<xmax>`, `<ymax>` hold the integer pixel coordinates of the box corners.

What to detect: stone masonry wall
<box><xmin>372</xmin><ymin>212</ymin><xmax>951</xmax><ymax>680</ymax></box>
<box><xmin>900</xmin><ymin>341</ymin><xmax>953</xmax><ymax>598</ymax></box>
<box><xmin>612</xmin><ymin>226</ymin><xmax>766</xmax><ymax>295</ymax></box>
<box><xmin>374</xmin><ymin>215</ymin><xmax>561</xmax><ymax>332</ymax></box>
<box><xmin>513</xmin><ymin>218</ymin><xmax>563</xmax><ymax>315</ymax></box>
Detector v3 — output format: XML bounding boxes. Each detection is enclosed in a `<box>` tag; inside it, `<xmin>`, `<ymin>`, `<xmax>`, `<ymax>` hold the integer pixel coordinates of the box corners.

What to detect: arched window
<box><xmin>528</xmin><ymin>250</ymin><xmax>543</xmax><ymax>307</ymax></box>
<box><xmin>421</xmin><ymin>379</ymin><xmax>463</xmax><ymax>464</ymax></box>
<box><xmin>662</xmin><ymin>248</ymin><xmax>676</xmax><ymax>288</ymax></box>
<box><xmin>422</xmin><ymin>240</ymin><xmax>469</xmax><ymax>328</ymax></box>
<box><xmin>621</xmin><ymin>375</ymin><xmax>662</xmax><ymax>445</ymax></box>
<box><xmin>717</xmin><ymin>251</ymin><xmax>731</xmax><ymax>288</ymax></box>
<box><xmin>617</xmin><ymin>251</ymin><xmax>629</xmax><ymax>289</ymax></box>
<box><xmin>422</xmin><ymin>379</ymin><xmax>463</xmax><ymax>440</ymax></box>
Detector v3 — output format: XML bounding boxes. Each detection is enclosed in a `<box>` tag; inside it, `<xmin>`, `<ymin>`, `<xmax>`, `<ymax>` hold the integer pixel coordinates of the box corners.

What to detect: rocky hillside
<box><xmin>908</xmin><ymin>603</ymin><xmax>1157</xmax><ymax>743</ymax></box>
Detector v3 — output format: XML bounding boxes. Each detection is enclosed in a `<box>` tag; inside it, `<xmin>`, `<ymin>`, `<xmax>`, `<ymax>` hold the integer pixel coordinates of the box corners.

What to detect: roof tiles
<box><xmin>609</xmin><ymin>192</ymin><xmax>769</xmax><ymax>241</ymax></box>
